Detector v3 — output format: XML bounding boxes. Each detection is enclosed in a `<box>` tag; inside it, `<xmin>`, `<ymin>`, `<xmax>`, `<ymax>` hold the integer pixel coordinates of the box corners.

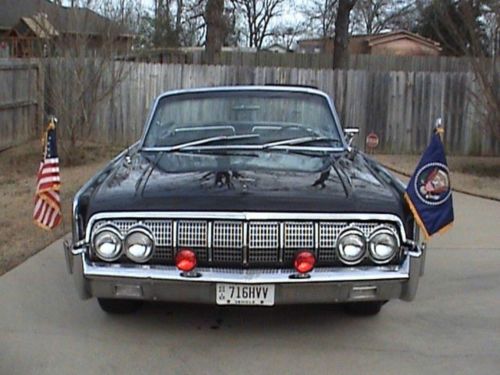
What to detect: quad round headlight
<box><xmin>368</xmin><ymin>228</ymin><xmax>400</xmax><ymax>264</ymax></box>
<box><xmin>124</xmin><ymin>227</ymin><xmax>154</xmax><ymax>263</ymax></box>
<box><xmin>337</xmin><ymin>229</ymin><xmax>366</xmax><ymax>265</ymax></box>
<box><xmin>93</xmin><ymin>226</ymin><xmax>123</xmax><ymax>261</ymax></box>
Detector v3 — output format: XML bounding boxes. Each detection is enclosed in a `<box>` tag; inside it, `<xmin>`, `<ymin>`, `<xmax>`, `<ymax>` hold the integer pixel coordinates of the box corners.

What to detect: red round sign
<box><xmin>366</xmin><ymin>132</ymin><xmax>379</xmax><ymax>148</ymax></box>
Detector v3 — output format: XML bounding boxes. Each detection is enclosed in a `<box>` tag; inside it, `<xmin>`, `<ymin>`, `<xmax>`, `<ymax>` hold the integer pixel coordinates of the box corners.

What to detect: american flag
<box><xmin>33</xmin><ymin>118</ymin><xmax>62</xmax><ymax>230</ymax></box>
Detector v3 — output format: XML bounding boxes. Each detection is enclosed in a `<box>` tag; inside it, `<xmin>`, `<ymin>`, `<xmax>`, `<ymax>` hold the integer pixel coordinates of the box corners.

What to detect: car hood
<box><xmin>83</xmin><ymin>150</ymin><xmax>407</xmax><ymax>220</ymax></box>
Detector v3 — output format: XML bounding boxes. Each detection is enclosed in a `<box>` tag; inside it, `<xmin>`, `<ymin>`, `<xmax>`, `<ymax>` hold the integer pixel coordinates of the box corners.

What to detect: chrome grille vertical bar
<box><xmin>172</xmin><ymin>220</ymin><xmax>178</xmax><ymax>252</ymax></box>
<box><xmin>279</xmin><ymin>222</ymin><xmax>285</xmax><ymax>263</ymax></box>
<box><xmin>242</xmin><ymin>221</ymin><xmax>248</xmax><ymax>266</ymax></box>
<box><xmin>314</xmin><ymin>222</ymin><xmax>319</xmax><ymax>257</ymax></box>
<box><xmin>207</xmin><ymin>221</ymin><xmax>213</xmax><ymax>262</ymax></box>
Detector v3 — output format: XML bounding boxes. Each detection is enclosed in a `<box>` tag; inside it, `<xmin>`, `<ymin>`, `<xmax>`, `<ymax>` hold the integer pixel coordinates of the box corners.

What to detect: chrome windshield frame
<box><xmin>138</xmin><ymin>86</ymin><xmax>349</xmax><ymax>152</ymax></box>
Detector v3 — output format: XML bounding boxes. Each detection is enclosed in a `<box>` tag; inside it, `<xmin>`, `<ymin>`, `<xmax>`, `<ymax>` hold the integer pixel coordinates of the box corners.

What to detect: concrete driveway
<box><xmin>0</xmin><ymin>191</ymin><xmax>499</xmax><ymax>375</ymax></box>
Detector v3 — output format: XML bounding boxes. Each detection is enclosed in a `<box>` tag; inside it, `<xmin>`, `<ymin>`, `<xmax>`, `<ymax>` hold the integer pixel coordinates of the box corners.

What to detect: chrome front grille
<box><xmin>283</xmin><ymin>222</ymin><xmax>315</xmax><ymax>261</ymax></box>
<box><xmin>92</xmin><ymin>218</ymin><xmax>400</xmax><ymax>266</ymax></box>
<box><xmin>248</xmin><ymin>222</ymin><xmax>279</xmax><ymax>249</ymax></box>
<box><xmin>144</xmin><ymin>220</ymin><xmax>173</xmax><ymax>247</ymax></box>
<box><xmin>212</xmin><ymin>221</ymin><xmax>243</xmax><ymax>263</ymax></box>
<box><xmin>213</xmin><ymin>221</ymin><xmax>243</xmax><ymax>248</ymax></box>
<box><xmin>284</xmin><ymin>222</ymin><xmax>314</xmax><ymax>248</ymax></box>
<box><xmin>248</xmin><ymin>222</ymin><xmax>280</xmax><ymax>264</ymax></box>
<box><xmin>178</xmin><ymin>220</ymin><xmax>207</xmax><ymax>247</ymax></box>
<box><xmin>319</xmin><ymin>222</ymin><xmax>349</xmax><ymax>261</ymax></box>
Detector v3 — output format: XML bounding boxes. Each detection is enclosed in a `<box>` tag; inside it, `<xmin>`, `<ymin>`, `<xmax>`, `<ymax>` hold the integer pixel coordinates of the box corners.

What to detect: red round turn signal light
<box><xmin>175</xmin><ymin>249</ymin><xmax>197</xmax><ymax>272</ymax></box>
<box><xmin>294</xmin><ymin>251</ymin><xmax>316</xmax><ymax>274</ymax></box>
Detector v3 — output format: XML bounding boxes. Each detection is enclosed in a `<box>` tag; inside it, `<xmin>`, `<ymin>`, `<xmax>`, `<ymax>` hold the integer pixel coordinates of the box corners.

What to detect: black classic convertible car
<box><xmin>64</xmin><ymin>86</ymin><xmax>425</xmax><ymax>315</ymax></box>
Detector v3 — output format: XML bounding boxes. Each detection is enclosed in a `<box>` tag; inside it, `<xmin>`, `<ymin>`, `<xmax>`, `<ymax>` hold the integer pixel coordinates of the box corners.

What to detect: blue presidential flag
<box><xmin>404</xmin><ymin>129</ymin><xmax>454</xmax><ymax>239</ymax></box>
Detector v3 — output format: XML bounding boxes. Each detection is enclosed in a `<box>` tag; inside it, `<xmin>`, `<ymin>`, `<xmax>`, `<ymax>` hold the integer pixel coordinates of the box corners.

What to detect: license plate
<box><xmin>216</xmin><ymin>283</ymin><xmax>275</xmax><ymax>306</ymax></box>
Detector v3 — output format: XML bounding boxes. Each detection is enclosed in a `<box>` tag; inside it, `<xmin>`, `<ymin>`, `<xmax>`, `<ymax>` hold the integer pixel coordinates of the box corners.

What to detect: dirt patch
<box><xmin>374</xmin><ymin>154</ymin><xmax>500</xmax><ymax>200</ymax></box>
<box><xmin>0</xmin><ymin>141</ymin><xmax>121</xmax><ymax>276</ymax></box>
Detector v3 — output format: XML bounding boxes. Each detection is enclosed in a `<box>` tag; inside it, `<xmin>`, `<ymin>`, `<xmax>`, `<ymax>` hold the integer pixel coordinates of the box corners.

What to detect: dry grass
<box><xmin>374</xmin><ymin>154</ymin><xmax>500</xmax><ymax>200</ymax></box>
<box><xmin>0</xmin><ymin>141</ymin><xmax>121</xmax><ymax>276</ymax></box>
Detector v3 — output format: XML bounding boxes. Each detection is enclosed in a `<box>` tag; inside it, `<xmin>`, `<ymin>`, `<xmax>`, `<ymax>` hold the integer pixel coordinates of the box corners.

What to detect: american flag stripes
<box><xmin>33</xmin><ymin>118</ymin><xmax>62</xmax><ymax>230</ymax></box>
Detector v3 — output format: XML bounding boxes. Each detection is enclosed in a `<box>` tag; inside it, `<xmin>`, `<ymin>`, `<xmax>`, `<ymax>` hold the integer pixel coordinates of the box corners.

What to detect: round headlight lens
<box><xmin>93</xmin><ymin>228</ymin><xmax>122</xmax><ymax>261</ymax></box>
<box><xmin>337</xmin><ymin>229</ymin><xmax>366</xmax><ymax>265</ymax></box>
<box><xmin>125</xmin><ymin>229</ymin><xmax>154</xmax><ymax>263</ymax></box>
<box><xmin>369</xmin><ymin>229</ymin><xmax>399</xmax><ymax>264</ymax></box>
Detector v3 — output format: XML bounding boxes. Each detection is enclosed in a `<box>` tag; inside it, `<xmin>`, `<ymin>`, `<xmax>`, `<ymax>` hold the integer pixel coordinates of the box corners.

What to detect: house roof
<box><xmin>352</xmin><ymin>30</ymin><xmax>441</xmax><ymax>51</ymax></box>
<box><xmin>18</xmin><ymin>13</ymin><xmax>59</xmax><ymax>38</ymax></box>
<box><xmin>297</xmin><ymin>37</ymin><xmax>333</xmax><ymax>44</ymax></box>
<box><xmin>0</xmin><ymin>0</ymin><xmax>133</xmax><ymax>37</ymax></box>
<box><xmin>264</xmin><ymin>43</ymin><xmax>291</xmax><ymax>52</ymax></box>
<box><xmin>298</xmin><ymin>30</ymin><xmax>441</xmax><ymax>51</ymax></box>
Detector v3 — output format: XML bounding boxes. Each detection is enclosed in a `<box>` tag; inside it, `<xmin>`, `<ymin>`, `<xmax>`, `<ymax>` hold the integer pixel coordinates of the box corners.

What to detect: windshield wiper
<box><xmin>142</xmin><ymin>134</ymin><xmax>259</xmax><ymax>152</ymax></box>
<box><xmin>262</xmin><ymin>136</ymin><xmax>342</xmax><ymax>149</ymax></box>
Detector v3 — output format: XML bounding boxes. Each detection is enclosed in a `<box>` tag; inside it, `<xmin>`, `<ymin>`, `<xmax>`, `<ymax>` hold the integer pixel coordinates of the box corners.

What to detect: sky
<box><xmin>59</xmin><ymin>0</ymin><xmax>306</xmax><ymax>25</ymax></box>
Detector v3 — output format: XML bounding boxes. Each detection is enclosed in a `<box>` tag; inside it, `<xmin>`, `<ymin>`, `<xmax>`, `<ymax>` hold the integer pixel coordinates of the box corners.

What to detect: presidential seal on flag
<box><xmin>404</xmin><ymin>123</ymin><xmax>454</xmax><ymax>240</ymax></box>
<box><xmin>414</xmin><ymin>162</ymin><xmax>452</xmax><ymax>205</ymax></box>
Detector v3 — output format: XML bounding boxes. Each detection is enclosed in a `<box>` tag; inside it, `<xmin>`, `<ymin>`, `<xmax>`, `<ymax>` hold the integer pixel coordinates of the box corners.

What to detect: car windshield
<box><xmin>142</xmin><ymin>90</ymin><xmax>343</xmax><ymax>150</ymax></box>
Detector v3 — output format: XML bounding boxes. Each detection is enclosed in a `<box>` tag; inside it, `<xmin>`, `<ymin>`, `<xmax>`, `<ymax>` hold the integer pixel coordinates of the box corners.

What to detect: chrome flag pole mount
<box><xmin>33</xmin><ymin>116</ymin><xmax>62</xmax><ymax>230</ymax></box>
<box><xmin>404</xmin><ymin>119</ymin><xmax>454</xmax><ymax>240</ymax></box>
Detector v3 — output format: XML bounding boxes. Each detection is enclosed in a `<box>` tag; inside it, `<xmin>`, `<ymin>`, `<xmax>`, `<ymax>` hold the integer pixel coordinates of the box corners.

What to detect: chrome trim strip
<box><xmin>85</xmin><ymin>212</ymin><xmax>407</xmax><ymax>244</ymax></box>
<box><xmin>82</xmin><ymin>252</ymin><xmax>411</xmax><ymax>284</ymax></box>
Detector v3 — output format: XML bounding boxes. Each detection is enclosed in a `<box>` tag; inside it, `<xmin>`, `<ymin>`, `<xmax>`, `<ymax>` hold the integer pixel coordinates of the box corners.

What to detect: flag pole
<box><xmin>434</xmin><ymin>117</ymin><xmax>444</xmax><ymax>141</ymax></box>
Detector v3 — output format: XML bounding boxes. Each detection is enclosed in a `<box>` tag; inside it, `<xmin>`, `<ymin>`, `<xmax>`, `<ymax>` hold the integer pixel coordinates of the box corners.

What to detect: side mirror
<box><xmin>343</xmin><ymin>127</ymin><xmax>359</xmax><ymax>147</ymax></box>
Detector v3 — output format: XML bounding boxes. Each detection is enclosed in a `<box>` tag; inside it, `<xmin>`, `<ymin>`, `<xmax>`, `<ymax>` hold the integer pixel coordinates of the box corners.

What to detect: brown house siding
<box><xmin>370</xmin><ymin>39</ymin><xmax>441</xmax><ymax>56</ymax></box>
<box><xmin>297</xmin><ymin>31</ymin><xmax>441</xmax><ymax>57</ymax></box>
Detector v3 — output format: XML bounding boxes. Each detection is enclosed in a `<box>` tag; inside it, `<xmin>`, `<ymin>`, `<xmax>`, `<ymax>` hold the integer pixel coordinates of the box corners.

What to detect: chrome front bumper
<box><xmin>64</xmin><ymin>240</ymin><xmax>425</xmax><ymax>304</ymax></box>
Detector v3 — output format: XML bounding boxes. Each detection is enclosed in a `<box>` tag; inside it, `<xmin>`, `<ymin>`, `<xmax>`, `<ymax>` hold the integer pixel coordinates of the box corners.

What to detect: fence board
<box><xmin>0</xmin><ymin>58</ymin><xmax>42</xmax><ymax>150</ymax></box>
<box><xmin>82</xmin><ymin>62</ymin><xmax>498</xmax><ymax>155</ymax></box>
<box><xmin>128</xmin><ymin>50</ymin><xmax>499</xmax><ymax>73</ymax></box>
<box><xmin>3</xmin><ymin>59</ymin><xmax>498</xmax><ymax>155</ymax></box>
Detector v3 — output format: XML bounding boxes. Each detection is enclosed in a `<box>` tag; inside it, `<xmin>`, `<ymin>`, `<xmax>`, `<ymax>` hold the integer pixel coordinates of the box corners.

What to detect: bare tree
<box><xmin>205</xmin><ymin>0</ymin><xmax>225</xmax><ymax>61</ymax></box>
<box><xmin>301</xmin><ymin>0</ymin><xmax>338</xmax><ymax>39</ymax></box>
<box><xmin>98</xmin><ymin>0</ymin><xmax>146</xmax><ymax>34</ymax></box>
<box><xmin>231</xmin><ymin>0</ymin><xmax>285</xmax><ymax>50</ymax></box>
<box><xmin>180</xmin><ymin>0</ymin><xmax>207</xmax><ymax>46</ymax></box>
<box><xmin>418</xmin><ymin>0</ymin><xmax>499</xmax><ymax>140</ymax></box>
<box><xmin>351</xmin><ymin>0</ymin><xmax>416</xmax><ymax>34</ymax></box>
<box><xmin>332</xmin><ymin>0</ymin><xmax>357</xmax><ymax>69</ymax></box>
<box><xmin>40</xmin><ymin>0</ymin><xmax>135</xmax><ymax>164</ymax></box>
<box><xmin>149</xmin><ymin>0</ymin><xmax>185</xmax><ymax>47</ymax></box>
<box><xmin>269</xmin><ymin>24</ymin><xmax>306</xmax><ymax>50</ymax></box>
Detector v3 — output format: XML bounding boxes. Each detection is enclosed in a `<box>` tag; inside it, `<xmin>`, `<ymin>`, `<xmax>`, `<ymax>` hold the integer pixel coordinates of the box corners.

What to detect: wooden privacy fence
<box><xmin>0</xmin><ymin>59</ymin><xmax>43</xmax><ymax>151</ymax></box>
<box><xmin>73</xmin><ymin>63</ymin><xmax>498</xmax><ymax>155</ymax></box>
<box><xmin>127</xmin><ymin>50</ymin><xmax>496</xmax><ymax>73</ymax></box>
